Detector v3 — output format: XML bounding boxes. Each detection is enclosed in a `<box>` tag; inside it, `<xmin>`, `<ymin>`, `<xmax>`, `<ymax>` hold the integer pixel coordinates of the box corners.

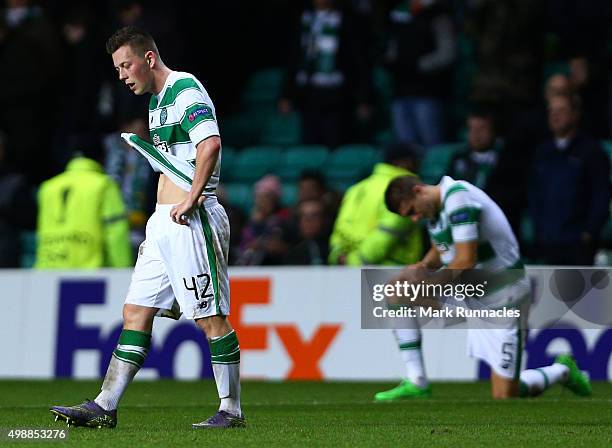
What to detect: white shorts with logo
<box><xmin>464</xmin><ymin>277</ymin><xmax>531</xmax><ymax>379</ymax></box>
<box><xmin>125</xmin><ymin>200</ymin><xmax>230</xmax><ymax>320</ymax></box>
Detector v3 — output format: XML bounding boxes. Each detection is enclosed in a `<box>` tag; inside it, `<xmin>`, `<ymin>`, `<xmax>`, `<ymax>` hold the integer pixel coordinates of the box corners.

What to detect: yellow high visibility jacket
<box><xmin>35</xmin><ymin>157</ymin><xmax>132</xmax><ymax>268</ymax></box>
<box><xmin>329</xmin><ymin>163</ymin><xmax>423</xmax><ymax>265</ymax></box>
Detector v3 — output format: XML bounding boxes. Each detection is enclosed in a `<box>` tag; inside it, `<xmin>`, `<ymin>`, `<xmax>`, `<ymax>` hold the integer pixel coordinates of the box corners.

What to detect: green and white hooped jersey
<box><xmin>148</xmin><ymin>71</ymin><xmax>221</xmax><ymax>192</ymax></box>
<box><xmin>428</xmin><ymin>176</ymin><xmax>521</xmax><ymax>271</ymax></box>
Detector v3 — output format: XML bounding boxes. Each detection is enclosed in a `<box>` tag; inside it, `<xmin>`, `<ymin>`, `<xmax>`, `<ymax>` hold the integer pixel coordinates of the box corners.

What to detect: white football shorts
<box><xmin>125</xmin><ymin>200</ymin><xmax>230</xmax><ymax>320</ymax></box>
<box><xmin>465</xmin><ymin>277</ymin><xmax>531</xmax><ymax>379</ymax></box>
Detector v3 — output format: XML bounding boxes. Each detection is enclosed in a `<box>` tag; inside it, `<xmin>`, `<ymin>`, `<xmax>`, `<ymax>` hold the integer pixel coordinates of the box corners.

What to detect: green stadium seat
<box><xmin>281</xmin><ymin>183</ymin><xmax>299</xmax><ymax>208</ymax></box>
<box><xmin>20</xmin><ymin>231</ymin><xmax>36</xmax><ymax>268</ymax></box>
<box><xmin>222</xmin><ymin>183</ymin><xmax>253</xmax><ymax>215</ymax></box>
<box><xmin>242</xmin><ymin>68</ymin><xmax>285</xmax><ymax>110</ymax></box>
<box><xmin>259</xmin><ymin>111</ymin><xmax>302</xmax><ymax>146</ymax></box>
<box><xmin>277</xmin><ymin>145</ymin><xmax>329</xmax><ymax>180</ymax></box>
<box><xmin>232</xmin><ymin>146</ymin><xmax>282</xmax><ymax>183</ymax></box>
<box><xmin>373</xmin><ymin>128</ymin><xmax>393</xmax><ymax>145</ymax></box>
<box><xmin>220</xmin><ymin>146</ymin><xmax>236</xmax><ymax>181</ymax></box>
<box><xmin>373</xmin><ymin>66</ymin><xmax>393</xmax><ymax>110</ymax></box>
<box><xmin>419</xmin><ymin>143</ymin><xmax>464</xmax><ymax>184</ymax></box>
<box><xmin>520</xmin><ymin>213</ymin><xmax>535</xmax><ymax>246</ymax></box>
<box><xmin>326</xmin><ymin>144</ymin><xmax>379</xmax><ymax>182</ymax></box>
<box><xmin>220</xmin><ymin>114</ymin><xmax>261</xmax><ymax>147</ymax></box>
<box><xmin>329</xmin><ymin>180</ymin><xmax>357</xmax><ymax>193</ymax></box>
<box><xmin>602</xmin><ymin>140</ymin><xmax>612</xmax><ymax>157</ymax></box>
<box><xmin>601</xmin><ymin>218</ymin><xmax>612</xmax><ymax>248</ymax></box>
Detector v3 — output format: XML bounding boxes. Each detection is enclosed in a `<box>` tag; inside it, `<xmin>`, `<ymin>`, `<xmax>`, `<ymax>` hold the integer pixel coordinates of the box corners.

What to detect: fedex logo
<box><xmin>230</xmin><ymin>278</ymin><xmax>341</xmax><ymax>379</ymax></box>
<box><xmin>54</xmin><ymin>278</ymin><xmax>341</xmax><ymax>380</ymax></box>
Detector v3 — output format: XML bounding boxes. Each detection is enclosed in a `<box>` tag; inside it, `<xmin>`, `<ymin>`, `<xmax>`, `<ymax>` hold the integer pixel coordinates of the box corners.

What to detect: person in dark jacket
<box><xmin>0</xmin><ymin>131</ymin><xmax>36</xmax><ymax>267</ymax></box>
<box><xmin>285</xmin><ymin>199</ymin><xmax>330</xmax><ymax>265</ymax></box>
<box><xmin>279</xmin><ymin>0</ymin><xmax>373</xmax><ymax>147</ymax></box>
<box><xmin>384</xmin><ymin>0</ymin><xmax>455</xmax><ymax>149</ymax></box>
<box><xmin>528</xmin><ymin>94</ymin><xmax>610</xmax><ymax>265</ymax></box>
<box><xmin>448</xmin><ymin>110</ymin><xmax>500</xmax><ymax>192</ymax></box>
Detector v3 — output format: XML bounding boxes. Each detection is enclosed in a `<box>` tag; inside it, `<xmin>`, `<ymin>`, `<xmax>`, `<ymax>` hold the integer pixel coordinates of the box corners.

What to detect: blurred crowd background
<box><xmin>0</xmin><ymin>0</ymin><xmax>611</xmax><ymax>269</ymax></box>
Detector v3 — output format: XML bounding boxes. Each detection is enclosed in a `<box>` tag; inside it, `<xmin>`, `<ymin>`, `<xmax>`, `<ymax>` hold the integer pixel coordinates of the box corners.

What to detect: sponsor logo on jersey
<box><xmin>160</xmin><ymin>107</ymin><xmax>168</xmax><ymax>125</ymax></box>
<box><xmin>152</xmin><ymin>134</ymin><xmax>168</xmax><ymax>152</ymax></box>
<box><xmin>188</xmin><ymin>107</ymin><xmax>212</xmax><ymax>122</ymax></box>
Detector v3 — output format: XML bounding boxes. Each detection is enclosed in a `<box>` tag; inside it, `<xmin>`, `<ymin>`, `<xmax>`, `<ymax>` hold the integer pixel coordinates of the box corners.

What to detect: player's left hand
<box><xmin>170</xmin><ymin>196</ymin><xmax>205</xmax><ymax>226</ymax></box>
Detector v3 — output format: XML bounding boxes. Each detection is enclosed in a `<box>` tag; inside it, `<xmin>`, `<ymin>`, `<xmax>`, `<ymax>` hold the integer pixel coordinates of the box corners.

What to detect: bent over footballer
<box><xmin>50</xmin><ymin>26</ymin><xmax>244</xmax><ymax>429</ymax></box>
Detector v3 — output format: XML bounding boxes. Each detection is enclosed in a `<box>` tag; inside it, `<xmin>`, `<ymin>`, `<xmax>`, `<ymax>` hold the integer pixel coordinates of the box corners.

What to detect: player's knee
<box><xmin>123</xmin><ymin>304</ymin><xmax>156</xmax><ymax>331</ymax></box>
<box><xmin>196</xmin><ymin>314</ymin><xmax>231</xmax><ymax>338</ymax></box>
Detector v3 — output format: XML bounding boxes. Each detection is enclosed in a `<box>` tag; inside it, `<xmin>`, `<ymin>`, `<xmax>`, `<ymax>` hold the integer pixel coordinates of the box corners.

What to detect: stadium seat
<box><xmin>520</xmin><ymin>213</ymin><xmax>535</xmax><ymax>246</ymax></box>
<box><xmin>242</xmin><ymin>68</ymin><xmax>285</xmax><ymax>111</ymax></box>
<box><xmin>259</xmin><ymin>111</ymin><xmax>302</xmax><ymax>146</ymax></box>
<box><xmin>222</xmin><ymin>183</ymin><xmax>253</xmax><ymax>214</ymax></box>
<box><xmin>329</xmin><ymin>179</ymin><xmax>357</xmax><ymax>193</ymax></box>
<box><xmin>232</xmin><ymin>146</ymin><xmax>282</xmax><ymax>183</ymax></box>
<box><xmin>281</xmin><ymin>182</ymin><xmax>299</xmax><ymax>208</ymax></box>
<box><xmin>20</xmin><ymin>231</ymin><xmax>36</xmax><ymax>268</ymax></box>
<box><xmin>326</xmin><ymin>144</ymin><xmax>379</xmax><ymax>183</ymax></box>
<box><xmin>372</xmin><ymin>66</ymin><xmax>393</xmax><ymax>112</ymax></box>
<box><xmin>220</xmin><ymin>146</ymin><xmax>236</xmax><ymax>181</ymax></box>
<box><xmin>277</xmin><ymin>145</ymin><xmax>329</xmax><ymax>180</ymax></box>
<box><xmin>219</xmin><ymin>114</ymin><xmax>261</xmax><ymax>147</ymax></box>
<box><xmin>373</xmin><ymin>128</ymin><xmax>393</xmax><ymax>145</ymax></box>
<box><xmin>419</xmin><ymin>143</ymin><xmax>464</xmax><ymax>184</ymax></box>
<box><xmin>600</xmin><ymin>218</ymin><xmax>612</xmax><ymax>248</ymax></box>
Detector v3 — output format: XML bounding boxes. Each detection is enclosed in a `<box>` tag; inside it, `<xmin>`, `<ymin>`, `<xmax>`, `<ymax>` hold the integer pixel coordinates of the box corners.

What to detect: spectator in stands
<box><xmin>103</xmin><ymin>110</ymin><xmax>153</xmax><ymax>254</ymax></box>
<box><xmin>384</xmin><ymin>0</ymin><xmax>455</xmax><ymax>149</ymax></box>
<box><xmin>54</xmin><ymin>5</ymin><xmax>104</xmax><ymax>171</ymax></box>
<box><xmin>279</xmin><ymin>0</ymin><xmax>372</xmax><ymax>147</ymax></box>
<box><xmin>448</xmin><ymin>110</ymin><xmax>500</xmax><ymax>191</ymax></box>
<box><xmin>528</xmin><ymin>94</ymin><xmax>611</xmax><ymax>265</ymax></box>
<box><xmin>491</xmin><ymin>73</ymin><xmax>575</xmax><ymax>237</ymax></box>
<box><xmin>35</xmin><ymin>136</ymin><xmax>132</xmax><ymax>269</ymax></box>
<box><xmin>465</xmin><ymin>0</ymin><xmax>545</xmax><ymax>133</ymax></box>
<box><xmin>298</xmin><ymin>170</ymin><xmax>326</xmax><ymax>202</ymax></box>
<box><xmin>298</xmin><ymin>170</ymin><xmax>341</xmax><ymax>220</ymax></box>
<box><xmin>0</xmin><ymin>0</ymin><xmax>61</xmax><ymax>183</ymax></box>
<box><xmin>285</xmin><ymin>199</ymin><xmax>330</xmax><ymax>265</ymax></box>
<box><xmin>547</xmin><ymin>0</ymin><xmax>611</xmax><ymax>139</ymax></box>
<box><xmin>238</xmin><ymin>175</ymin><xmax>291</xmax><ymax>265</ymax></box>
<box><xmin>0</xmin><ymin>130</ymin><xmax>36</xmax><ymax>268</ymax></box>
<box><xmin>329</xmin><ymin>143</ymin><xmax>422</xmax><ymax>265</ymax></box>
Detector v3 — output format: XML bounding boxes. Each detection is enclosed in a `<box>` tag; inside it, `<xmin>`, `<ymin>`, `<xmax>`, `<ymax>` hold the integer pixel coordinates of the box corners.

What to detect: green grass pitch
<box><xmin>1</xmin><ymin>380</ymin><xmax>610</xmax><ymax>447</ymax></box>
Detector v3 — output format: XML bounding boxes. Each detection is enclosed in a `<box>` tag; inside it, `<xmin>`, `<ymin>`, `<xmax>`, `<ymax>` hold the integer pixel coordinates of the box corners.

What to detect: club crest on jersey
<box><xmin>160</xmin><ymin>107</ymin><xmax>168</xmax><ymax>125</ymax></box>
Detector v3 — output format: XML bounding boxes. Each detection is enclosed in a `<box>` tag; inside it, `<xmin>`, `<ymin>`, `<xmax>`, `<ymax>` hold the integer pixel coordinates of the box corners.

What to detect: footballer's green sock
<box><xmin>95</xmin><ymin>329</ymin><xmax>151</xmax><ymax>411</ymax></box>
<box><xmin>394</xmin><ymin>328</ymin><xmax>428</xmax><ymax>387</ymax></box>
<box><xmin>209</xmin><ymin>330</ymin><xmax>242</xmax><ymax>416</ymax></box>
<box><xmin>519</xmin><ymin>364</ymin><xmax>569</xmax><ymax>397</ymax></box>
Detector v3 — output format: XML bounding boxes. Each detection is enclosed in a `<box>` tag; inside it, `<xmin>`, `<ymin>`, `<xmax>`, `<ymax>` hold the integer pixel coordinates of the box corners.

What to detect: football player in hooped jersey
<box><xmin>50</xmin><ymin>26</ymin><xmax>244</xmax><ymax>429</ymax></box>
<box><xmin>379</xmin><ymin>175</ymin><xmax>591</xmax><ymax>400</ymax></box>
